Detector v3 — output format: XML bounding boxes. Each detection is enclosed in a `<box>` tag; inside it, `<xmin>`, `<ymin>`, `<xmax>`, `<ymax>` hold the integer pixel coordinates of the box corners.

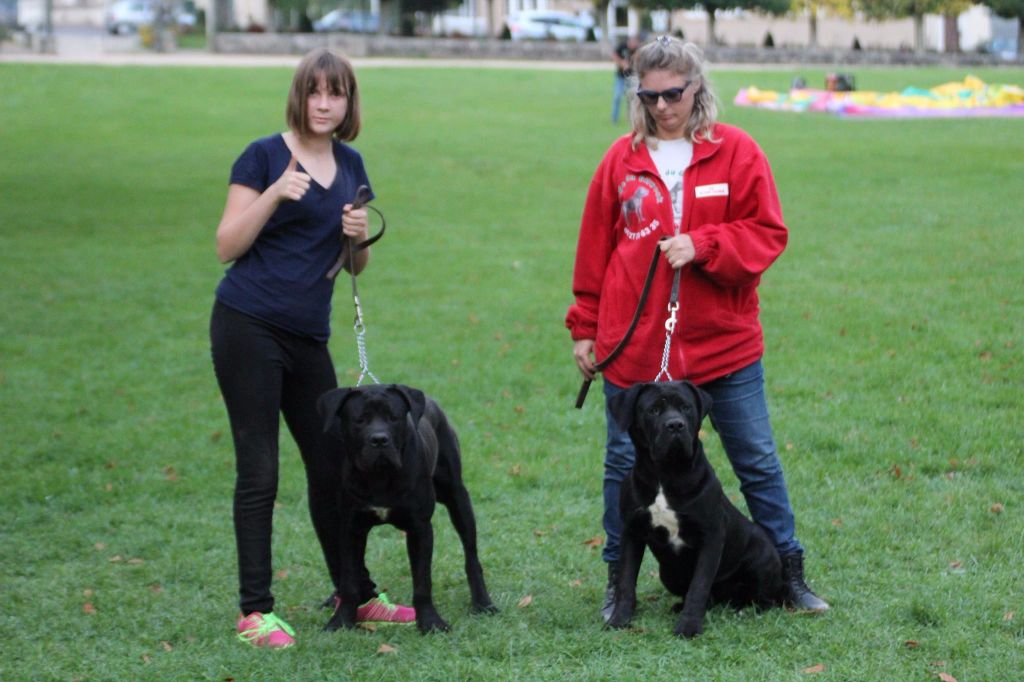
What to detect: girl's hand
<box><xmin>341</xmin><ymin>204</ymin><xmax>369</xmax><ymax>242</ymax></box>
<box><xmin>574</xmin><ymin>339</ymin><xmax>597</xmax><ymax>381</ymax></box>
<box><xmin>274</xmin><ymin>155</ymin><xmax>311</xmax><ymax>202</ymax></box>
<box><xmin>659</xmin><ymin>233</ymin><xmax>696</xmax><ymax>269</ymax></box>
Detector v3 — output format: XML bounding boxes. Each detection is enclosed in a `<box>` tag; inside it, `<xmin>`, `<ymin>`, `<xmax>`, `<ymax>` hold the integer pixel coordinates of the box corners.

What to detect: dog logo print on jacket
<box><xmin>618</xmin><ymin>175</ymin><xmax>664</xmax><ymax>241</ymax></box>
<box><xmin>621</xmin><ymin>186</ymin><xmax>649</xmax><ymax>228</ymax></box>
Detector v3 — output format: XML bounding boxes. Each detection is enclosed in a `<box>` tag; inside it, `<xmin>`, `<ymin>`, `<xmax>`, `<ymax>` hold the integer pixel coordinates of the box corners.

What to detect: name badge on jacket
<box><xmin>695</xmin><ymin>183</ymin><xmax>729</xmax><ymax>198</ymax></box>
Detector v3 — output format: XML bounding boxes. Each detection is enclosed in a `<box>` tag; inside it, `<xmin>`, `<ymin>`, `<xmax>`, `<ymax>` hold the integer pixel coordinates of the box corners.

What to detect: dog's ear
<box><xmin>681</xmin><ymin>381</ymin><xmax>713</xmax><ymax>421</ymax></box>
<box><xmin>317</xmin><ymin>387</ymin><xmax>355</xmax><ymax>435</ymax></box>
<box><xmin>392</xmin><ymin>384</ymin><xmax>427</xmax><ymax>424</ymax></box>
<box><xmin>607</xmin><ymin>383</ymin><xmax>645</xmax><ymax>432</ymax></box>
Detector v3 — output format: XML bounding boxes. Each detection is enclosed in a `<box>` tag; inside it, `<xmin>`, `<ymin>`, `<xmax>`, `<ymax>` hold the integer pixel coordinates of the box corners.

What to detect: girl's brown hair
<box><xmin>286</xmin><ymin>48</ymin><xmax>361</xmax><ymax>141</ymax></box>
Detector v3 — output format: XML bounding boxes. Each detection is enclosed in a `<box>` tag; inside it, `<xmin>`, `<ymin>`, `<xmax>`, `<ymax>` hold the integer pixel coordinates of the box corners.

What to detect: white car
<box><xmin>504</xmin><ymin>10</ymin><xmax>599</xmax><ymax>42</ymax></box>
<box><xmin>105</xmin><ymin>0</ymin><xmax>196</xmax><ymax>34</ymax></box>
<box><xmin>312</xmin><ymin>9</ymin><xmax>380</xmax><ymax>33</ymax></box>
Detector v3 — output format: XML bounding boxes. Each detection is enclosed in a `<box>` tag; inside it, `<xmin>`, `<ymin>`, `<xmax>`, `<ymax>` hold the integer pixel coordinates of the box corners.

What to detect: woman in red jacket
<box><xmin>566</xmin><ymin>36</ymin><xmax>828</xmax><ymax>621</ymax></box>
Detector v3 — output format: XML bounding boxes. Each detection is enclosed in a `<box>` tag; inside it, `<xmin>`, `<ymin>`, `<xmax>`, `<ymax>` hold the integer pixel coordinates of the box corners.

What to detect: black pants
<box><xmin>210</xmin><ymin>301</ymin><xmax>375</xmax><ymax>615</ymax></box>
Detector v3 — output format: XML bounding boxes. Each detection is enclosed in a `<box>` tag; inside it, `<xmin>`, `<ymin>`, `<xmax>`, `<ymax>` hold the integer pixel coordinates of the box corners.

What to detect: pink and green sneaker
<box><xmin>329</xmin><ymin>591</ymin><xmax>416</xmax><ymax>624</ymax></box>
<box><xmin>357</xmin><ymin>593</ymin><xmax>416</xmax><ymax>624</ymax></box>
<box><xmin>236</xmin><ymin>611</ymin><xmax>296</xmax><ymax>649</ymax></box>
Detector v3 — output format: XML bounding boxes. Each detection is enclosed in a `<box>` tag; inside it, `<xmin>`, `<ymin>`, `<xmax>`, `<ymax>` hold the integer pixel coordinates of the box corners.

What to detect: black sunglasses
<box><xmin>636</xmin><ymin>81</ymin><xmax>693</xmax><ymax>106</ymax></box>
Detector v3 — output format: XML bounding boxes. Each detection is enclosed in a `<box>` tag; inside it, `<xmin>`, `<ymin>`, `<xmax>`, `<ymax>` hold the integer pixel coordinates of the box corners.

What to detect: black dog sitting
<box><xmin>317</xmin><ymin>384</ymin><xmax>497</xmax><ymax>634</ymax></box>
<box><xmin>605</xmin><ymin>380</ymin><xmax>785</xmax><ymax>638</ymax></box>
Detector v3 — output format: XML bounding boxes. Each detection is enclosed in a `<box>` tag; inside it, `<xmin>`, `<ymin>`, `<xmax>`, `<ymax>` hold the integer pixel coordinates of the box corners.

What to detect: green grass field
<box><xmin>1</xmin><ymin>61</ymin><xmax>1022</xmax><ymax>680</ymax></box>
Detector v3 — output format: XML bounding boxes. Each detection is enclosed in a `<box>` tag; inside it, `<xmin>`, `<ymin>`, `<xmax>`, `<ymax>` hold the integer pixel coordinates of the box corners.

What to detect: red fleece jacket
<box><xmin>566</xmin><ymin>123</ymin><xmax>787</xmax><ymax>387</ymax></box>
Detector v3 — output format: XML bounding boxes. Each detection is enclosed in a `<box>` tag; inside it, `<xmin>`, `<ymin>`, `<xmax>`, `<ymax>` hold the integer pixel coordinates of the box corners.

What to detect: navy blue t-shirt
<box><xmin>215</xmin><ymin>134</ymin><xmax>373</xmax><ymax>342</ymax></box>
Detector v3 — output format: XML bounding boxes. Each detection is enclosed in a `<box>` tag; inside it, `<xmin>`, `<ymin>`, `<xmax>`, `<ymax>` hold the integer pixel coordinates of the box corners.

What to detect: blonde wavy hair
<box><xmin>628</xmin><ymin>36</ymin><xmax>719</xmax><ymax>148</ymax></box>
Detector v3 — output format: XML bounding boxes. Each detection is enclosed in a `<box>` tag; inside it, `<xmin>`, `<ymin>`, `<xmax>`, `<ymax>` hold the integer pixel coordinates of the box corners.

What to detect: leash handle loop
<box><xmin>325</xmin><ymin>185</ymin><xmax>385</xmax><ymax>281</ymax></box>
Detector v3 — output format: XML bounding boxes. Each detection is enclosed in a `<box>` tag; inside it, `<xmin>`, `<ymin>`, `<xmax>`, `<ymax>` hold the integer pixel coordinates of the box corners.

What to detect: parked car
<box><xmin>312</xmin><ymin>9</ymin><xmax>380</xmax><ymax>33</ymax></box>
<box><xmin>978</xmin><ymin>37</ymin><xmax>1019</xmax><ymax>62</ymax></box>
<box><xmin>503</xmin><ymin>10</ymin><xmax>599</xmax><ymax>42</ymax></box>
<box><xmin>105</xmin><ymin>0</ymin><xmax>196</xmax><ymax>34</ymax></box>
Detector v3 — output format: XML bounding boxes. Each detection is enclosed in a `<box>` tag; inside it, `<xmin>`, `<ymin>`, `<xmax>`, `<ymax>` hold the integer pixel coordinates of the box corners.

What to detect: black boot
<box><xmin>601</xmin><ymin>561</ymin><xmax>619</xmax><ymax>623</ymax></box>
<box><xmin>781</xmin><ymin>552</ymin><xmax>829</xmax><ymax>612</ymax></box>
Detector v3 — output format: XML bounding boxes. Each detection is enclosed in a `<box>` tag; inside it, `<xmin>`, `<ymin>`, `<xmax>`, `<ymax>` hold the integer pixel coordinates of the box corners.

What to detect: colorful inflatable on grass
<box><xmin>734</xmin><ymin>76</ymin><xmax>1024</xmax><ymax>118</ymax></box>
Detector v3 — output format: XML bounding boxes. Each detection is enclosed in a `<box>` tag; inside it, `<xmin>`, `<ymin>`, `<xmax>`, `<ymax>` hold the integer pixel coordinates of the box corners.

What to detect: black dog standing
<box><xmin>606</xmin><ymin>380</ymin><xmax>786</xmax><ymax>638</ymax></box>
<box><xmin>317</xmin><ymin>384</ymin><xmax>497</xmax><ymax>634</ymax></box>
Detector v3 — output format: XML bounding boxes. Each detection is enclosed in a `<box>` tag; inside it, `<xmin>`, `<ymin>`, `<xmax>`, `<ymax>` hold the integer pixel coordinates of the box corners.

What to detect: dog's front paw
<box><xmin>416</xmin><ymin>611</ymin><xmax>451</xmax><ymax>634</ymax></box>
<box><xmin>323</xmin><ymin>611</ymin><xmax>357</xmax><ymax>632</ymax></box>
<box><xmin>605</xmin><ymin>615</ymin><xmax>632</xmax><ymax>630</ymax></box>
<box><xmin>674</xmin><ymin>616</ymin><xmax>703</xmax><ymax>639</ymax></box>
<box><xmin>472</xmin><ymin>600</ymin><xmax>499</xmax><ymax>615</ymax></box>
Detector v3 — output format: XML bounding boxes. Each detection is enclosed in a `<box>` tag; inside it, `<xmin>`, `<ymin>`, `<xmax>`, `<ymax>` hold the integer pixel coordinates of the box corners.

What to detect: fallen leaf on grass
<box><xmin>83</xmin><ymin>589</ymin><xmax>94</xmax><ymax>598</ymax></box>
<box><xmin>141</xmin><ymin>654</ymin><xmax>152</xmax><ymax>664</ymax></box>
<box><xmin>990</xmin><ymin>502</ymin><xmax>1005</xmax><ymax>514</ymax></box>
<box><xmin>935</xmin><ymin>673</ymin><xmax>958</xmax><ymax>682</ymax></box>
<box><xmin>533</xmin><ymin>529</ymin><xmax>546</xmax><ymax>536</ymax></box>
<box><xmin>1004</xmin><ymin>611</ymin><xmax>1014</xmax><ymax>621</ymax></box>
<box><xmin>569</xmin><ymin>579</ymin><xmax>582</xmax><ymax>588</ymax></box>
<box><xmin>94</xmin><ymin>543</ymin><xmax>107</xmax><ymax>551</ymax></box>
<box><xmin>162</xmin><ymin>466</ymin><xmax>179</xmax><ymax>482</ymax></box>
<box><xmin>358</xmin><ymin>622</ymin><xmax>378</xmax><ymax>632</ymax></box>
<box><xmin>109</xmin><ymin>555</ymin><xmax>124</xmax><ymax>563</ymax></box>
<box><xmin>104</xmin><ymin>483</ymin><xmax>113</xmax><ymax>492</ymax></box>
<box><xmin>509</xmin><ymin>464</ymin><xmax>522</xmax><ymax>476</ymax></box>
<box><xmin>517</xmin><ymin>595</ymin><xmax>533</xmax><ymax>608</ymax></box>
<box><xmin>802</xmin><ymin>663</ymin><xmax>826</xmax><ymax>674</ymax></box>
<box><xmin>582</xmin><ymin>536</ymin><xmax>604</xmax><ymax>549</ymax></box>
<box><xmin>149</xmin><ymin>583</ymin><xmax>163</xmax><ymax>594</ymax></box>
<box><xmin>904</xmin><ymin>640</ymin><xmax>919</xmax><ymax>648</ymax></box>
<box><xmin>831</xmin><ymin>518</ymin><xmax>843</xmax><ymax>528</ymax></box>
<box><xmin>275</xmin><ymin>569</ymin><xmax>288</xmax><ymax>580</ymax></box>
<box><xmin>128</xmin><ymin>558</ymin><xmax>145</xmax><ymax>566</ymax></box>
<box><xmin>82</xmin><ymin>603</ymin><xmax>96</xmax><ymax>615</ymax></box>
<box><xmin>161</xmin><ymin>641</ymin><xmax>173</xmax><ymax>652</ymax></box>
<box><xmin>376</xmin><ymin>643</ymin><xmax>397</xmax><ymax>655</ymax></box>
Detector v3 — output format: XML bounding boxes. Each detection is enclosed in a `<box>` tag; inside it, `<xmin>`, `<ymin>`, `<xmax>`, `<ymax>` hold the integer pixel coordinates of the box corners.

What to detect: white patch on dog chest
<box><xmin>368</xmin><ymin>506</ymin><xmax>390</xmax><ymax>521</ymax></box>
<box><xmin>648</xmin><ymin>488</ymin><xmax>687</xmax><ymax>551</ymax></box>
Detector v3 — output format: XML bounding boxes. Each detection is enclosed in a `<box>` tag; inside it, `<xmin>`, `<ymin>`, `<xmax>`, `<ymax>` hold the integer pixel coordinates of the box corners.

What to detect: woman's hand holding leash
<box><xmin>659</xmin><ymin>233</ymin><xmax>696</xmax><ymax>269</ymax></box>
<box><xmin>574</xmin><ymin>339</ymin><xmax>597</xmax><ymax>381</ymax></box>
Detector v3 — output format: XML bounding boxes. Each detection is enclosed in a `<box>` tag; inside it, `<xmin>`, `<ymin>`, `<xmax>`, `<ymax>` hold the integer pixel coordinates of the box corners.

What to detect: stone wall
<box><xmin>211</xmin><ymin>32</ymin><xmax>1020</xmax><ymax>66</ymax></box>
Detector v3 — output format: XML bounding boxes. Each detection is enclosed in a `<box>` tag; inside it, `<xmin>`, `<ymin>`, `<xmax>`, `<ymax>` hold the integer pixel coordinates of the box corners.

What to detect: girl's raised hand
<box><xmin>275</xmin><ymin>155</ymin><xmax>311</xmax><ymax>202</ymax></box>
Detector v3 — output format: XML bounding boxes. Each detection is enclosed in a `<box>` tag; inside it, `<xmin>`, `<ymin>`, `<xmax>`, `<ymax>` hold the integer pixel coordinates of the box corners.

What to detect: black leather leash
<box><xmin>575</xmin><ymin>241</ymin><xmax>662</xmax><ymax>408</ymax></box>
<box><xmin>325</xmin><ymin>184</ymin><xmax>386</xmax><ymax>385</ymax></box>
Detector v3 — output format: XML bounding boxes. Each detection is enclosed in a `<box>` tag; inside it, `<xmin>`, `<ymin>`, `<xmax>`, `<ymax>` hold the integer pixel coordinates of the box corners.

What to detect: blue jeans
<box><xmin>601</xmin><ymin>360</ymin><xmax>803</xmax><ymax>563</ymax></box>
<box><xmin>611</xmin><ymin>75</ymin><xmax>627</xmax><ymax>123</ymax></box>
